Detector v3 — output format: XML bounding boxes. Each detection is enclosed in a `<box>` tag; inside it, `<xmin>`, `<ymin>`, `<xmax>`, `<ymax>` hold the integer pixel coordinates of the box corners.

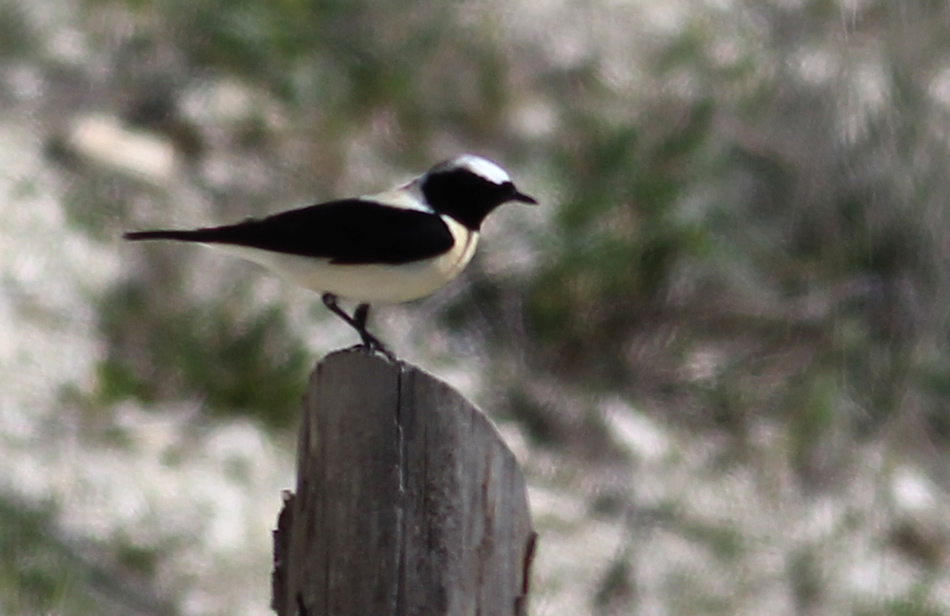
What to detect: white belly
<box><xmin>211</xmin><ymin>219</ymin><xmax>480</xmax><ymax>304</ymax></box>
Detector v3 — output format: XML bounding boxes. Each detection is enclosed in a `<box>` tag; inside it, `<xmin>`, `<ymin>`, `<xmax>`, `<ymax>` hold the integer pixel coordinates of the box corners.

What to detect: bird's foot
<box><xmin>343</xmin><ymin>341</ymin><xmax>397</xmax><ymax>362</ymax></box>
<box><xmin>352</xmin><ymin>303</ymin><xmax>396</xmax><ymax>361</ymax></box>
<box><xmin>323</xmin><ymin>294</ymin><xmax>397</xmax><ymax>362</ymax></box>
<box><xmin>354</xmin><ymin>332</ymin><xmax>397</xmax><ymax>363</ymax></box>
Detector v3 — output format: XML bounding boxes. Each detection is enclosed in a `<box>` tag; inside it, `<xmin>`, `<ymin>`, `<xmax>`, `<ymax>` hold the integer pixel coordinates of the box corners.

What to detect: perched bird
<box><xmin>124</xmin><ymin>154</ymin><xmax>537</xmax><ymax>359</ymax></box>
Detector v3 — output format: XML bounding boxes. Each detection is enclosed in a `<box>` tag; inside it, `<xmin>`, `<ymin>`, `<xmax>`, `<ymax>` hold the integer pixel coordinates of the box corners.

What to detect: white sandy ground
<box><xmin>3</xmin><ymin>0</ymin><xmax>950</xmax><ymax>614</ymax></box>
<box><xmin>0</xmin><ymin>118</ymin><xmax>291</xmax><ymax>615</ymax></box>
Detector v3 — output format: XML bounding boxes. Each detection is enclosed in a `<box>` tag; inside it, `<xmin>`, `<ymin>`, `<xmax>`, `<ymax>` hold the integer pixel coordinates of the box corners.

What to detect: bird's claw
<box><xmin>345</xmin><ymin>340</ymin><xmax>397</xmax><ymax>362</ymax></box>
<box><xmin>322</xmin><ymin>293</ymin><xmax>396</xmax><ymax>361</ymax></box>
<box><xmin>358</xmin><ymin>334</ymin><xmax>397</xmax><ymax>362</ymax></box>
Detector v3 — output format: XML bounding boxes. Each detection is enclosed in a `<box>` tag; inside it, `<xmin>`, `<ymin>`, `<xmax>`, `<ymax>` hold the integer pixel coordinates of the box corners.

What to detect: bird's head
<box><xmin>418</xmin><ymin>154</ymin><xmax>537</xmax><ymax>230</ymax></box>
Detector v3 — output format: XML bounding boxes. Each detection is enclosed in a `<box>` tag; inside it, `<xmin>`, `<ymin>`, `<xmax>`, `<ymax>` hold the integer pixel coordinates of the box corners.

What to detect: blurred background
<box><xmin>2</xmin><ymin>0</ymin><xmax>950</xmax><ymax>614</ymax></box>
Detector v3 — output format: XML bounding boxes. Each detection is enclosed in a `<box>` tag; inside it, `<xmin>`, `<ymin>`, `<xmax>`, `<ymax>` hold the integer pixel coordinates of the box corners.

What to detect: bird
<box><xmin>124</xmin><ymin>154</ymin><xmax>537</xmax><ymax>360</ymax></box>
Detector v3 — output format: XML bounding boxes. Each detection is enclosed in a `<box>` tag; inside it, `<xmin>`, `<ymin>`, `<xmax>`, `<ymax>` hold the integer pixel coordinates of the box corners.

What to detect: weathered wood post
<box><xmin>271</xmin><ymin>349</ymin><xmax>536</xmax><ymax>616</ymax></box>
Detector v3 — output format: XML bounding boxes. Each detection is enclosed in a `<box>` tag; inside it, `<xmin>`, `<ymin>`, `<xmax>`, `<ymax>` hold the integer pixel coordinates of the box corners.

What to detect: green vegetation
<box><xmin>4</xmin><ymin>0</ymin><xmax>950</xmax><ymax>613</ymax></box>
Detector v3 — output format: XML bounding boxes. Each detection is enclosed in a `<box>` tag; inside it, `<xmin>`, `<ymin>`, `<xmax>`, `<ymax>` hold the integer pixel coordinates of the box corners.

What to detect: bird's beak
<box><xmin>512</xmin><ymin>190</ymin><xmax>538</xmax><ymax>205</ymax></box>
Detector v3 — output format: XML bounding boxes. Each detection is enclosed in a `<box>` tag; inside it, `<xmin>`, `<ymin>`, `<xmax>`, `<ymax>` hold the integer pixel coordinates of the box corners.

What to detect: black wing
<box><xmin>124</xmin><ymin>199</ymin><xmax>456</xmax><ymax>265</ymax></box>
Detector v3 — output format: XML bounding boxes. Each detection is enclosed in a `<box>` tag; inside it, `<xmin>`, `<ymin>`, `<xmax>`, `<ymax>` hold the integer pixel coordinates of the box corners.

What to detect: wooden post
<box><xmin>271</xmin><ymin>349</ymin><xmax>536</xmax><ymax>616</ymax></box>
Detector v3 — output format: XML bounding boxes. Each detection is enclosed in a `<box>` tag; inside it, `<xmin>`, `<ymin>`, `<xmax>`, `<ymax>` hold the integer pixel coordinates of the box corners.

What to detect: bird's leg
<box><xmin>321</xmin><ymin>294</ymin><xmax>396</xmax><ymax>361</ymax></box>
<box><xmin>351</xmin><ymin>303</ymin><xmax>379</xmax><ymax>348</ymax></box>
<box><xmin>321</xmin><ymin>293</ymin><xmax>357</xmax><ymax>329</ymax></box>
<box><xmin>353</xmin><ymin>303</ymin><xmax>372</xmax><ymax>340</ymax></box>
<box><xmin>353</xmin><ymin>303</ymin><xmax>397</xmax><ymax>362</ymax></box>
<box><xmin>353</xmin><ymin>303</ymin><xmax>370</xmax><ymax>330</ymax></box>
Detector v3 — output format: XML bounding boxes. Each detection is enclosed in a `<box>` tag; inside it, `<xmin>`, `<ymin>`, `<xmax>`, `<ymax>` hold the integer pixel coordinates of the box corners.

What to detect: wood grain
<box><xmin>272</xmin><ymin>349</ymin><xmax>535</xmax><ymax>616</ymax></box>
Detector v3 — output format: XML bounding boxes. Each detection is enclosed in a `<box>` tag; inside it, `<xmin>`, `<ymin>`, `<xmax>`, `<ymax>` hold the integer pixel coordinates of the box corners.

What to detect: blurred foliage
<box><xmin>0</xmin><ymin>2</ymin><xmax>38</xmax><ymax>58</ymax></box>
<box><xmin>82</xmin><ymin>0</ymin><xmax>522</xmax><ymax>159</ymax></box>
<box><xmin>9</xmin><ymin>0</ymin><xmax>950</xmax><ymax>612</ymax></box>
<box><xmin>0</xmin><ymin>499</ymin><xmax>70</xmax><ymax>615</ymax></box>
<box><xmin>481</xmin><ymin>0</ymin><xmax>950</xmax><ymax>474</ymax></box>
<box><xmin>0</xmin><ymin>497</ymin><xmax>175</xmax><ymax>616</ymax></box>
<box><xmin>97</xmin><ymin>282</ymin><xmax>309</xmax><ymax>429</ymax></box>
<box><xmin>75</xmin><ymin>0</ymin><xmax>950</xmax><ymax>474</ymax></box>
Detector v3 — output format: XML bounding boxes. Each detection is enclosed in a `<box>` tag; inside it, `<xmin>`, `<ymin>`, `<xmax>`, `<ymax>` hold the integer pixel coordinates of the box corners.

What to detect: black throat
<box><xmin>421</xmin><ymin>169</ymin><xmax>516</xmax><ymax>231</ymax></box>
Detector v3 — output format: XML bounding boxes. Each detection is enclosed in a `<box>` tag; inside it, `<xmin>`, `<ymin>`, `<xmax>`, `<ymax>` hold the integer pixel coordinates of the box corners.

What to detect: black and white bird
<box><xmin>124</xmin><ymin>154</ymin><xmax>537</xmax><ymax>359</ymax></box>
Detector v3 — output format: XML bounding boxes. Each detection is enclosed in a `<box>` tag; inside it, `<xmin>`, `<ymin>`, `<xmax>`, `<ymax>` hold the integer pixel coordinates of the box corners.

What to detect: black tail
<box><xmin>123</xmin><ymin>229</ymin><xmax>213</xmax><ymax>242</ymax></box>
